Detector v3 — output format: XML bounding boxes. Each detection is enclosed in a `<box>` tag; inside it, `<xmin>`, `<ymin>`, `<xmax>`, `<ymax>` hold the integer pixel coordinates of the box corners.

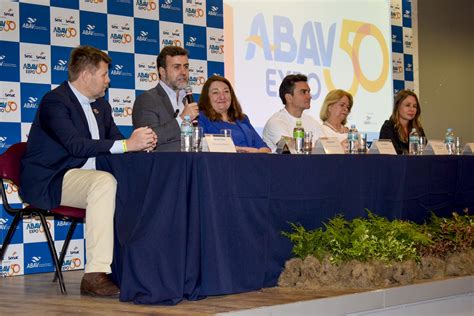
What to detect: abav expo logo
<box><xmin>50</xmin><ymin>7</ymin><xmax>80</xmax><ymax>48</ymax></box>
<box><xmin>108</xmin><ymin>14</ymin><xmax>134</xmax><ymax>53</ymax></box>
<box><xmin>134</xmin><ymin>0</ymin><xmax>159</xmax><ymax>20</ymax></box>
<box><xmin>0</xmin><ymin>81</ymin><xmax>20</xmax><ymax>123</ymax></box>
<box><xmin>159</xmin><ymin>21</ymin><xmax>183</xmax><ymax>49</ymax></box>
<box><xmin>183</xmin><ymin>0</ymin><xmax>206</xmax><ymax>26</ymax></box>
<box><xmin>108</xmin><ymin>88</ymin><xmax>135</xmax><ymax>126</ymax></box>
<box><xmin>19</xmin><ymin>43</ymin><xmax>51</xmax><ymax>84</ymax></box>
<box><xmin>0</xmin><ymin>2</ymin><xmax>19</xmax><ymax>42</ymax></box>
<box><xmin>0</xmin><ymin>244</ymin><xmax>23</xmax><ymax>277</ymax></box>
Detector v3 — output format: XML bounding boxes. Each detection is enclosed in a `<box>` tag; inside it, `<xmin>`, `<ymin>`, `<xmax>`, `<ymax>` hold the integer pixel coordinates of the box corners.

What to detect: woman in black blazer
<box><xmin>379</xmin><ymin>90</ymin><xmax>425</xmax><ymax>154</ymax></box>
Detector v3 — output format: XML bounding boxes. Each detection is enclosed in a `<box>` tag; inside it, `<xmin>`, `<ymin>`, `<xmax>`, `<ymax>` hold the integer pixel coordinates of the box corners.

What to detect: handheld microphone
<box><xmin>184</xmin><ymin>86</ymin><xmax>194</xmax><ymax>104</ymax></box>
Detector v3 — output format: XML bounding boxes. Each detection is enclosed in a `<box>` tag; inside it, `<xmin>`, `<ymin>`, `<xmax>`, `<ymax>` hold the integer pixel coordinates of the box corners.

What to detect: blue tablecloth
<box><xmin>96</xmin><ymin>153</ymin><xmax>474</xmax><ymax>305</ymax></box>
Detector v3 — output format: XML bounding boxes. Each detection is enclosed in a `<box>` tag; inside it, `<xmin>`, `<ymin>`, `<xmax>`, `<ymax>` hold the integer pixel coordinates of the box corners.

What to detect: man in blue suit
<box><xmin>20</xmin><ymin>46</ymin><xmax>157</xmax><ymax>297</ymax></box>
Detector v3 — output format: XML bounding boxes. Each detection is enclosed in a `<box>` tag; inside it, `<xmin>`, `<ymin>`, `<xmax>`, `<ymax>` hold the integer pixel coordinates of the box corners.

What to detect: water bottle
<box><xmin>348</xmin><ymin>124</ymin><xmax>359</xmax><ymax>154</ymax></box>
<box><xmin>180</xmin><ymin>115</ymin><xmax>192</xmax><ymax>152</ymax></box>
<box><xmin>444</xmin><ymin>128</ymin><xmax>455</xmax><ymax>155</ymax></box>
<box><xmin>408</xmin><ymin>128</ymin><xmax>420</xmax><ymax>155</ymax></box>
<box><xmin>293</xmin><ymin>120</ymin><xmax>304</xmax><ymax>154</ymax></box>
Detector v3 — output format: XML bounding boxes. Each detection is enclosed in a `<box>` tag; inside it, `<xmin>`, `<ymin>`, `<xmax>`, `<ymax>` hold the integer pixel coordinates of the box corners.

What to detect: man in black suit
<box><xmin>132</xmin><ymin>46</ymin><xmax>199</xmax><ymax>151</ymax></box>
<box><xmin>20</xmin><ymin>45</ymin><xmax>157</xmax><ymax>297</ymax></box>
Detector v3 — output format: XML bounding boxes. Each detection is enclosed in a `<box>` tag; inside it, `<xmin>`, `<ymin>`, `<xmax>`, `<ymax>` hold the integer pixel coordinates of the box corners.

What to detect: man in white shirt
<box><xmin>132</xmin><ymin>46</ymin><xmax>199</xmax><ymax>151</ymax></box>
<box><xmin>262</xmin><ymin>74</ymin><xmax>323</xmax><ymax>152</ymax></box>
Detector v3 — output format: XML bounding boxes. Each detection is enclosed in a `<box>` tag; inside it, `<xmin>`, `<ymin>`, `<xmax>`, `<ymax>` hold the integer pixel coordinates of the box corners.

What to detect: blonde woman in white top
<box><xmin>319</xmin><ymin>89</ymin><xmax>354</xmax><ymax>149</ymax></box>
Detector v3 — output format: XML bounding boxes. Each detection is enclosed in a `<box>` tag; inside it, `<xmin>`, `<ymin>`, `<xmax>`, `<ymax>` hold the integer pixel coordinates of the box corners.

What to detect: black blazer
<box><xmin>379</xmin><ymin>119</ymin><xmax>425</xmax><ymax>155</ymax></box>
<box><xmin>20</xmin><ymin>82</ymin><xmax>123</xmax><ymax>209</ymax></box>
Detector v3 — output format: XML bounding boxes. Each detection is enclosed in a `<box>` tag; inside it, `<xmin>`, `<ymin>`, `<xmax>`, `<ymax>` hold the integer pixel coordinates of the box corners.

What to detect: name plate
<box><xmin>422</xmin><ymin>140</ymin><xmax>449</xmax><ymax>155</ymax></box>
<box><xmin>202</xmin><ymin>134</ymin><xmax>237</xmax><ymax>153</ymax></box>
<box><xmin>369</xmin><ymin>139</ymin><xmax>397</xmax><ymax>155</ymax></box>
<box><xmin>276</xmin><ymin>136</ymin><xmax>296</xmax><ymax>154</ymax></box>
<box><xmin>463</xmin><ymin>143</ymin><xmax>474</xmax><ymax>155</ymax></box>
<box><xmin>312</xmin><ymin>137</ymin><xmax>344</xmax><ymax>154</ymax></box>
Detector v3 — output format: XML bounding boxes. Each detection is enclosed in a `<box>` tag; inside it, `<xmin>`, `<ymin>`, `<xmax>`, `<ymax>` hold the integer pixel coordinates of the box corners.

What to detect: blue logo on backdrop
<box><xmin>134</xmin><ymin>18</ymin><xmax>159</xmax><ymax>55</ymax></box>
<box><xmin>21</xmin><ymin>83</ymin><xmax>50</xmax><ymax>123</ymax></box>
<box><xmin>393</xmin><ymin>80</ymin><xmax>405</xmax><ymax>95</ymax></box>
<box><xmin>404</xmin><ymin>54</ymin><xmax>413</xmax><ymax>81</ymax></box>
<box><xmin>0</xmin><ymin>41</ymin><xmax>20</xmax><ymax>82</ymax></box>
<box><xmin>55</xmin><ymin>218</ymin><xmax>84</xmax><ymax>240</ymax></box>
<box><xmin>19</xmin><ymin>3</ymin><xmax>50</xmax><ymax>45</ymax></box>
<box><xmin>0</xmin><ymin>205</ymin><xmax>23</xmax><ymax>244</ymax></box>
<box><xmin>51</xmin><ymin>46</ymin><xmax>72</xmax><ymax>85</ymax></box>
<box><xmin>206</xmin><ymin>0</ymin><xmax>223</xmax><ymax>28</ymax></box>
<box><xmin>108</xmin><ymin>52</ymin><xmax>135</xmax><ymax>89</ymax></box>
<box><xmin>108</xmin><ymin>0</ymin><xmax>133</xmax><ymax>16</ymax></box>
<box><xmin>207</xmin><ymin>61</ymin><xmax>224</xmax><ymax>77</ymax></box>
<box><xmin>24</xmin><ymin>243</ymin><xmax>54</xmax><ymax>274</ymax></box>
<box><xmin>402</xmin><ymin>0</ymin><xmax>412</xmax><ymax>28</ymax></box>
<box><xmin>160</xmin><ymin>0</ymin><xmax>183</xmax><ymax>23</ymax></box>
<box><xmin>0</xmin><ymin>123</ymin><xmax>21</xmax><ymax>154</ymax></box>
<box><xmin>391</xmin><ymin>25</ymin><xmax>403</xmax><ymax>53</ymax></box>
<box><xmin>80</xmin><ymin>11</ymin><xmax>107</xmax><ymax>50</ymax></box>
<box><xmin>50</xmin><ymin>0</ymin><xmax>79</xmax><ymax>10</ymax></box>
<box><xmin>184</xmin><ymin>25</ymin><xmax>207</xmax><ymax>60</ymax></box>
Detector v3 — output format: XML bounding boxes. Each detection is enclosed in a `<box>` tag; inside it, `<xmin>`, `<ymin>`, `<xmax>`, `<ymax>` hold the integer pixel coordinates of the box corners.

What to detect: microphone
<box><xmin>174</xmin><ymin>109</ymin><xmax>179</xmax><ymax>118</ymax></box>
<box><xmin>184</xmin><ymin>85</ymin><xmax>199</xmax><ymax>125</ymax></box>
<box><xmin>184</xmin><ymin>86</ymin><xmax>194</xmax><ymax>104</ymax></box>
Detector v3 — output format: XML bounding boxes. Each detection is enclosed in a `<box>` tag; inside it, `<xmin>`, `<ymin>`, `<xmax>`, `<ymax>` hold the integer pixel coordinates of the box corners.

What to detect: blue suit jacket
<box><xmin>20</xmin><ymin>82</ymin><xmax>123</xmax><ymax>209</ymax></box>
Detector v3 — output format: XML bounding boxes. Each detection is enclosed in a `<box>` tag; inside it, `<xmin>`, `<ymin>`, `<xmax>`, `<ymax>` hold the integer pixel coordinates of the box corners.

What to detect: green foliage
<box><xmin>421</xmin><ymin>209</ymin><xmax>474</xmax><ymax>257</ymax></box>
<box><xmin>282</xmin><ymin>210</ymin><xmax>473</xmax><ymax>265</ymax></box>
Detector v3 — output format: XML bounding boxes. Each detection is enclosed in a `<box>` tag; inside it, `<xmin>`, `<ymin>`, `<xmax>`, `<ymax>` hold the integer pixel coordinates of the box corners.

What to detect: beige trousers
<box><xmin>60</xmin><ymin>169</ymin><xmax>117</xmax><ymax>273</ymax></box>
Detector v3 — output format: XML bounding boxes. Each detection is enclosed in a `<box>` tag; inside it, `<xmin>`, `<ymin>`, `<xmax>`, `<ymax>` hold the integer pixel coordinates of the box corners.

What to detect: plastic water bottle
<box><xmin>293</xmin><ymin>120</ymin><xmax>304</xmax><ymax>154</ymax></box>
<box><xmin>444</xmin><ymin>128</ymin><xmax>455</xmax><ymax>155</ymax></box>
<box><xmin>408</xmin><ymin>128</ymin><xmax>420</xmax><ymax>155</ymax></box>
<box><xmin>180</xmin><ymin>115</ymin><xmax>192</xmax><ymax>152</ymax></box>
<box><xmin>348</xmin><ymin>124</ymin><xmax>359</xmax><ymax>154</ymax></box>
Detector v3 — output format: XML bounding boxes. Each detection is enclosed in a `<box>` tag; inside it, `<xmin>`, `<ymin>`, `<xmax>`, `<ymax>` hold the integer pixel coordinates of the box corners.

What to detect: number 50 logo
<box><xmin>324</xmin><ymin>19</ymin><xmax>389</xmax><ymax>95</ymax></box>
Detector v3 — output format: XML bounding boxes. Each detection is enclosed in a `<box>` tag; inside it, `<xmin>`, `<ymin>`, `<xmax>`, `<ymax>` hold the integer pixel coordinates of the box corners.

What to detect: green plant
<box><xmin>421</xmin><ymin>210</ymin><xmax>474</xmax><ymax>258</ymax></box>
<box><xmin>283</xmin><ymin>210</ymin><xmax>432</xmax><ymax>264</ymax></box>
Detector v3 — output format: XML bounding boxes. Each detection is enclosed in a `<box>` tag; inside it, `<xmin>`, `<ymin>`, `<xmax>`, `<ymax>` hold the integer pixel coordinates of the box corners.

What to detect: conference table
<box><xmin>96</xmin><ymin>153</ymin><xmax>474</xmax><ymax>305</ymax></box>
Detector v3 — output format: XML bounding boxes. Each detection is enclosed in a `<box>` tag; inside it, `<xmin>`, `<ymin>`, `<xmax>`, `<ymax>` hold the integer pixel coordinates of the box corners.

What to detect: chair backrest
<box><xmin>0</xmin><ymin>142</ymin><xmax>27</xmax><ymax>187</ymax></box>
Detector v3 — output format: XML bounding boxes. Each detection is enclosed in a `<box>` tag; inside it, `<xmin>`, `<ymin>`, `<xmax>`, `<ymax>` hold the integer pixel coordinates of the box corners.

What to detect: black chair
<box><xmin>0</xmin><ymin>142</ymin><xmax>86</xmax><ymax>294</ymax></box>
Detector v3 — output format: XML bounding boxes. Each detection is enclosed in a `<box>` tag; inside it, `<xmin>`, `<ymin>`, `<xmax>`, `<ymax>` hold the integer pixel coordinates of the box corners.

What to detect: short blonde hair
<box><xmin>319</xmin><ymin>89</ymin><xmax>353</xmax><ymax>125</ymax></box>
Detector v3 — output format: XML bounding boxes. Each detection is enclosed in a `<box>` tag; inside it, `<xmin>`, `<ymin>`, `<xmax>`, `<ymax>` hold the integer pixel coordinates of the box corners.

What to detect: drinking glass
<box><xmin>220</xmin><ymin>129</ymin><xmax>232</xmax><ymax>138</ymax></box>
<box><xmin>455</xmin><ymin>136</ymin><xmax>462</xmax><ymax>155</ymax></box>
<box><xmin>192</xmin><ymin>126</ymin><xmax>203</xmax><ymax>152</ymax></box>
<box><xmin>357</xmin><ymin>133</ymin><xmax>367</xmax><ymax>154</ymax></box>
<box><xmin>303</xmin><ymin>131</ymin><xmax>313</xmax><ymax>154</ymax></box>
<box><xmin>418</xmin><ymin>136</ymin><xmax>427</xmax><ymax>155</ymax></box>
